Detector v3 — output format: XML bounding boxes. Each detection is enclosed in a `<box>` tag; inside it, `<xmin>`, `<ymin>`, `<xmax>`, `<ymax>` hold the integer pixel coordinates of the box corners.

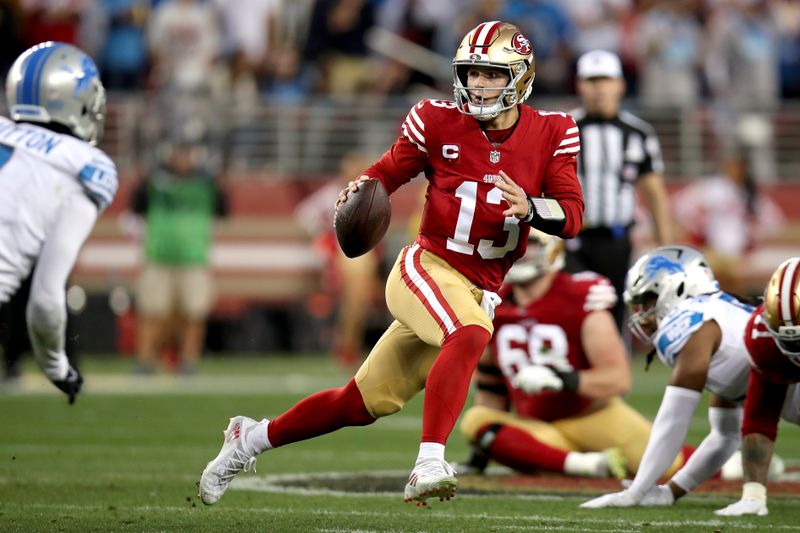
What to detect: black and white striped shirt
<box><xmin>570</xmin><ymin>108</ymin><xmax>664</xmax><ymax>230</ymax></box>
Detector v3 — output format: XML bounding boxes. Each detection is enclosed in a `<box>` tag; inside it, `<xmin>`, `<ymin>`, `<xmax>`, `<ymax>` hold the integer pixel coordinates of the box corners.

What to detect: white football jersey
<box><xmin>654</xmin><ymin>292</ymin><xmax>755</xmax><ymax>402</ymax></box>
<box><xmin>0</xmin><ymin>116</ymin><xmax>117</xmax><ymax>301</ymax></box>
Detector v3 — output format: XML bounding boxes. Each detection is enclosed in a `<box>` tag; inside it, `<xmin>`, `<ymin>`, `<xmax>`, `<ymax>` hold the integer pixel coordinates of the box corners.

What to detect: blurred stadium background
<box><xmin>3</xmin><ymin>0</ymin><xmax>800</xmax><ymax>356</ymax></box>
<box><xmin>3</xmin><ymin>1</ymin><xmax>800</xmax><ymax>531</ymax></box>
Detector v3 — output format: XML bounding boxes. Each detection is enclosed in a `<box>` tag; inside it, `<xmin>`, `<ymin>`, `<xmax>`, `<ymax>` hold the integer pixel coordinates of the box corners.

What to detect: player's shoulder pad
<box><xmin>76</xmin><ymin>145</ymin><xmax>118</xmax><ymax>212</ymax></box>
<box><xmin>567</xmin><ymin>271</ymin><xmax>617</xmax><ymax>312</ymax></box>
<box><xmin>654</xmin><ymin>300</ymin><xmax>709</xmax><ymax>365</ymax></box>
<box><xmin>402</xmin><ymin>99</ymin><xmax>459</xmax><ymax>154</ymax></box>
<box><xmin>534</xmin><ymin>110</ymin><xmax>580</xmax><ymax>158</ymax></box>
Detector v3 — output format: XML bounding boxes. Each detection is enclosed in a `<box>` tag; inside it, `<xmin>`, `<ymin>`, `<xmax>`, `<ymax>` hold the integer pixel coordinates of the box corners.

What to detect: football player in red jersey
<box><xmin>199</xmin><ymin>21</ymin><xmax>584</xmax><ymax>507</ymax></box>
<box><xmin>716</xmin><ymin>257</ymin><xmax>800</xmax><ymax>517</ymax></box>
<box><xmin>458</xmin><ymin>230</ymin><xmax>686</xmax><ymax>479</ymax></box>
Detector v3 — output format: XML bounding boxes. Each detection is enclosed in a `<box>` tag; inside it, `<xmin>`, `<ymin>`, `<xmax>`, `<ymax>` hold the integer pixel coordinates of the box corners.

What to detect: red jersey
<box><xmin>741</xmin><ymin>304</ymin><xmax>800</xmax><ymax>440</ymax></box>
<box><xmin>363</xmin><ymin>100</ymin><xmax>584</xmax><ymax>292</ymax></box>
<box><xmin>487</xmin><ymin>271</ymin><xmax>614</xmax><ymax>421</ymax></box>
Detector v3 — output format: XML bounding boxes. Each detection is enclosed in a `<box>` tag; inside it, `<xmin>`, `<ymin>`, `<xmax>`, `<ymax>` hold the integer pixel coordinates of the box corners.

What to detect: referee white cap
<box><xmin>576</xmin><ymin>50</ymin><xmax>623</xmax><ymax>79</ymax></box>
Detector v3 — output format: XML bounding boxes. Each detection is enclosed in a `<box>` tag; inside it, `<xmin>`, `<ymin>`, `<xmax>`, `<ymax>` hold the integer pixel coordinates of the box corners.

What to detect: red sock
<box><xmin>481</xmin><ymin>424</ymin><xmax>569</xmax><ymax>473</ymax></box>
<box><xmin>267</xmin><ymin>378</ymin><xmax>375</xmax><ymax>447</ymax></box>
<box><xmin>681</xmin><ymin>444</ymin><xmax>696</xmax><ymax>463</ymax></box>
<box><xmin>421</xmin><ymin>325</ymin><xmax>491</xmax><ymax>444</ymax></box>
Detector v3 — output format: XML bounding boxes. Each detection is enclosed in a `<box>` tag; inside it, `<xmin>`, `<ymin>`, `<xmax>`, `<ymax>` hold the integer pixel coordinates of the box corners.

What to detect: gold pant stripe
<box><xmin>355</xmin><ymin>247</ymin><xmax>493</xmax><ymax>417</ymax></box>
<box><xmin>399</xmin><ymin>244</ymin><xmax>462</xmax><ymax>338</ymax></box>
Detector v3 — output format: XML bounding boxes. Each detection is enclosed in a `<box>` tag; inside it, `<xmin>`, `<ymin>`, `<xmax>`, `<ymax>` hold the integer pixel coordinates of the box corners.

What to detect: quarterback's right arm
<box><xmin>362</xmin><ymin>101</ymin><xmax>432</xmax><ymax>193</ymax></box>
<box><xmin>336</xmin><ymin>102</ymin><xmax>431</xmax><ymax>207</ymax></box>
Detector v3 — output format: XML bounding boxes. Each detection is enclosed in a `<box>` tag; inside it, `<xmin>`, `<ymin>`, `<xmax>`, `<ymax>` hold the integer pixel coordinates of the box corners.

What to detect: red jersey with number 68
<box><xmin>488</xmin><ymin>271</ymin><xmax>614</xmax><ymax>421</ymax></box>
<box><xmin>741</xmin><ymin>305</ymin><xmax>800</xmax><ymax>439</ymax></box>
<box><xmin>363</xmin><ymin>99</ymin><xmax>584</xmax><ymax>292</ymax></box>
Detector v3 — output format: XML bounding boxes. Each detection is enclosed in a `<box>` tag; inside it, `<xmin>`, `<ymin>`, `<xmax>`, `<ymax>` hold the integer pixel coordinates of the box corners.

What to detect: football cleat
<box><xmin>199</xmin><ymin>416</ymin><xmax>265</xmax><ymax>505</ymax></box>
<box><xmin>404</xmin><ymin>458</ymin><xmax>458</xmax><ymax>506</ymax></box>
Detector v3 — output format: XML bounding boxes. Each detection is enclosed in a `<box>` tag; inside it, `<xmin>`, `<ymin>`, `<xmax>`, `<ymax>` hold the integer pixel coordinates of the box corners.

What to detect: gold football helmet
<box><xmin>763</xmin><ymin>257</ymin><xmax>800</xmax><ymax>364</ymax></box>
<box><xmin>453</xmin><ymin>21</ymin><xmax>535</xmax><ymax>121</ymax></box>
<box><xmin>505</xmin><ymin>229</ymin><xmax>564</xmax><ymax>284</ymax></box>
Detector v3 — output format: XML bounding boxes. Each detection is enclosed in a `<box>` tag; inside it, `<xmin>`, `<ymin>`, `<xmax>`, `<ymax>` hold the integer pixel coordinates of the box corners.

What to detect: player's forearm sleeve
<box><xmin>671</xmin><ymin>407</ymin><xmax>742</xmax><ymax>493</ymax></box>
<box><xmin>627</xmin><ymin>386</ymin><xmax>701</xmax><ymax>499</ymax></box>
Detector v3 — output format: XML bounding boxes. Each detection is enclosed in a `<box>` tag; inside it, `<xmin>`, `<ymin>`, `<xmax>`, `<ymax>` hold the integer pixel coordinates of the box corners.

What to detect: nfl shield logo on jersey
<box><xmin>489</xmin><ymin>150</ymin><xmax>500</xmax><ymax>164</ymax></box>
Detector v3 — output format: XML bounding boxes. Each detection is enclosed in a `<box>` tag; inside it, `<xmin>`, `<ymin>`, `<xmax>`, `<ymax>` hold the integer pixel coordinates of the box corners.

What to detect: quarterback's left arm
<box><xmin>495</xmin><ymin>162</ymin><xmax>583</xmax><ymax>238</ymax></box>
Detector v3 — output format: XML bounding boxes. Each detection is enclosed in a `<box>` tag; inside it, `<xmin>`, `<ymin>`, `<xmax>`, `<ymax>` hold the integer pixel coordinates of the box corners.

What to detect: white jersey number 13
<box><xmin>446</xmin><ymin>181</ymin><xmax>520</xmax><ymax>259</ymax></box>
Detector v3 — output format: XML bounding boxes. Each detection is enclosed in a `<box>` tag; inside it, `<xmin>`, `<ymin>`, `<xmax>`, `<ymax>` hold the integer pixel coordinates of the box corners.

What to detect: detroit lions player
<box><xmin>0</xmin><ymin>42</ymin><xmax>117</xmax><ymax>402</ymax></box>
<box><xmin>581</xmin><ymin>246</ymin><xmax>759</xmax><ymax>508</ymax></box>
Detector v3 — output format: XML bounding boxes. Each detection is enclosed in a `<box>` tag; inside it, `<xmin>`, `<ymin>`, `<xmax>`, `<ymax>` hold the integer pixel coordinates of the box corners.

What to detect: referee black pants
<box><xmin>564</xmin><ymin>228</ymin><xmax>632</xmax><ymax>333</ymax></box>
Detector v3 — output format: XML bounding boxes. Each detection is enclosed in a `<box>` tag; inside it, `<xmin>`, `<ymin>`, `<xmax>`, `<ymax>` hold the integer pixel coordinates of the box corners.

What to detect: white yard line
<box><xmin>6</xmin><ymin>502</ymin><xmax>799</xmax><ymax>530</ymax></box>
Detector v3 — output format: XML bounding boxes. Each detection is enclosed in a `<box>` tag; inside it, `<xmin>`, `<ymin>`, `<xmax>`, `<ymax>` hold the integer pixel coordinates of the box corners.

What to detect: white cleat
<box><xmin>404</xmin><ymin>458</ymin><xmax>458</xmax><ymax>506</ymax></box>
<box><xmin>199</xmin><ymin>416</ymin><xmax>265</xmax><ymax>505</ymax></box>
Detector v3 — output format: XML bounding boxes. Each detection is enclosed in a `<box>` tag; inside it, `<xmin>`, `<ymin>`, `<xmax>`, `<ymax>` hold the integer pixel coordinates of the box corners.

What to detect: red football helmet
<box><xmin>453</xmin><ymin>21</ymin><xmax>535</xmax><ymax>121</ymax></box>
<box><xmin>763</xmin><ymin>257</ymin><xmax>800</xmax><ymax>365</ymax></box>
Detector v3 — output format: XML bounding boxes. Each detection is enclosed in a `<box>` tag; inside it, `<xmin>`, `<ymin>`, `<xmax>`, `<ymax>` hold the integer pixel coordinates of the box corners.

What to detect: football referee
<box><xmin>567</xmin><ymin>50</ymin><xmax>673</xmax><ymax>331</ymax></box>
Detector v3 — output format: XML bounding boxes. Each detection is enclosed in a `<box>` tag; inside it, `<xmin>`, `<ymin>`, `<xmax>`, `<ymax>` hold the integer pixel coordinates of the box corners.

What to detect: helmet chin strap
<box><xmin>467</xmin><ymin>100</ymin><xmax>503</xmax><ymax>121</ymax></box>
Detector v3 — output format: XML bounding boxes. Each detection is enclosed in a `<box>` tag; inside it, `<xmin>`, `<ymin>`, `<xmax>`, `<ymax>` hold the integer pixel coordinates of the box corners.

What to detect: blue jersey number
<box><xmin>0</xmin><ymin>143</ymin><xmax>14</xmax><ymax>169</ymax></box>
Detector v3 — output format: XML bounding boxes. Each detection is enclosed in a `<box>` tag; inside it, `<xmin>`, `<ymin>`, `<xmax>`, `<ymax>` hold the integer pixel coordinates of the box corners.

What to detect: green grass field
<box><xmin>1</xmin><ymin>354</ymin><xmax>799</xmax><ymax>532</ymax></box>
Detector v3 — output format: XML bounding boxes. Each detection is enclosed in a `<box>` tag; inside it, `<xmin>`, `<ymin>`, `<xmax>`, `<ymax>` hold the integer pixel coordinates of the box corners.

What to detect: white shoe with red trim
<box><xmin>199</xmin><ymin>416</ymin><xmax>265</xmax><ymax>505</ymax></box>
<box><xmin>403</xmin><ymin>458</ymin><xmax>458</xmax><ymax>506</ymax></box>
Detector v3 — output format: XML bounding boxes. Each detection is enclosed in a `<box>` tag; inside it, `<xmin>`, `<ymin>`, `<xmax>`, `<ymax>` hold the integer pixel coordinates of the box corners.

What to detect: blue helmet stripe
<box><xmin>20</xmin><ymin>46</ymin><xmax>47</xmax><ymax>105</ymax></box>
<box><xmin>18</xmin><ymin>43</ymin><xmax>61</xmax><ymax>106</ymax></box>
<box><xmin>30</xmin><ymin>44</ymin><xmax>61</xmax><ymax>106</ymax></box>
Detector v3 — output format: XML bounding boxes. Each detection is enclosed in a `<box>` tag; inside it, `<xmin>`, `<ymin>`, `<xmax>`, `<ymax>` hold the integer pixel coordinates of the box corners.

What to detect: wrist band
<box><xmin>523</xmin><ymin>197</ymin><xmax>535</xmax><ymax>223</ymax></box>
<box><xmin>554</xmin><ymin>370</ymin><xmax>580</xmax><ymax>393</ymax></box>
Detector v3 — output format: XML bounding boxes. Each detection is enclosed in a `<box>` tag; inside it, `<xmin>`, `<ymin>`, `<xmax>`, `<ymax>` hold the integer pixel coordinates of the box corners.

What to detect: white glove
<box><xmin>580</xmin><ymin>489</ymin><xmax>640</xmax><ymax>509</ymax></box>
<box><xmin>715</xmin><ymin>498</ymin><xmax>768</xmax><ymax>517</ymax></box>
<box><xmin>512</xmin><ymin>365</ymin><xmax>563</xmax><ymax>395</ymax></box>
<box><xmin>480</xmin><ymin>291</ymin><xmax>502</xmax><ymax>320</ymax></box>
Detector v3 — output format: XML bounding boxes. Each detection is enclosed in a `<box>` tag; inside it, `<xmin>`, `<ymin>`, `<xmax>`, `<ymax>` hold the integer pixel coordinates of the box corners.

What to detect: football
<box><xmin>334</xmin><ymin>178</ymin><xmax>391</xmax><ymax>258</ymax></box>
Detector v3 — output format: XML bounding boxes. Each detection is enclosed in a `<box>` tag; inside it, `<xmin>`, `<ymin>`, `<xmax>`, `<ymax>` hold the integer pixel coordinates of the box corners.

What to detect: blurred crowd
<box><xmin>1</xmin><ymin>0</ymin><xmax>800</xmax><ymax>106</ymax></box>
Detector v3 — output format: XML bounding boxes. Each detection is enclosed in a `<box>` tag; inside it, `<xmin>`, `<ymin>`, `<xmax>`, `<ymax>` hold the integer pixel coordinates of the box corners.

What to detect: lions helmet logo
<box><xmin>512</xmin><ymin>33</ymin><xmax>531</xmax><ymax>56</ymax></box>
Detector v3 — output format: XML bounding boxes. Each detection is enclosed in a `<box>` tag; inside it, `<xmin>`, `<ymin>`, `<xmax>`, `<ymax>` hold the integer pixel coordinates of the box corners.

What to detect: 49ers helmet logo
<box><xmin>512</xmin><ymin>33</ymin><xmax>531</xmax><ymax>55</ymax></box>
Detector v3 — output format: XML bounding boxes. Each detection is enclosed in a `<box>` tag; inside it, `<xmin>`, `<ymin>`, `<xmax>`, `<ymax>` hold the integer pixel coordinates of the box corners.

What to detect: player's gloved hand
<box><xmin>51</xmin><ymin>366</ymin><xmax>83</xmax><ymax>404</ymax></box>
<box><xmin>580</xmin><ymin>489</ymin><xmax>641</xmax><ymax>509</ymax></box>
<box><xmin>621</xmin><ymin>480</ymin><xmax>674</xmax><ymax>506</ymax></box>
<box><xmin>715</xmin><ymin>483</ymin><xmax>769</xmax><ymax>516</ymax></box>
<box><xmin>511</xmin><ymin>365</ymin><xmax>563</xmax><ymax>394</ymax></box>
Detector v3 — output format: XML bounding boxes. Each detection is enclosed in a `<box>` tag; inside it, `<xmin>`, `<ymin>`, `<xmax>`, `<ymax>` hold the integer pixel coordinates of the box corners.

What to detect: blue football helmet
<box><xmin>5</xmin><ymin>41</ymin><xmax>106</xmax><ymax>145</ymax></box>
<box><xmin>623</xmin><ymin>245</ymin><xmax>719</xmax><ymax>343</ymax></box>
